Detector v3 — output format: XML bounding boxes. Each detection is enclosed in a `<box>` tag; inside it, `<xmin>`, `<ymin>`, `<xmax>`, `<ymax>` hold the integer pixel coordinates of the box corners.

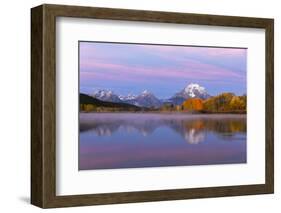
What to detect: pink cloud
<box><xmin>138</xmin><ymin>44</ymin><xmax>246</xmax><ymax>58</ymax></box>
<box><xmin>80</xmin><ymin>57</ymin><xmax>244</xmax><ymax>82</ymax></box>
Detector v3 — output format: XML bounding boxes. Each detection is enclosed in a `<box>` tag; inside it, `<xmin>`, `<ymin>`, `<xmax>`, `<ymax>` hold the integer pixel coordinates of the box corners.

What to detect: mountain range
<box><xmin>91</xmin><ymin>83</ymin><xmax>210</xmax><ymax>108</ymax></box>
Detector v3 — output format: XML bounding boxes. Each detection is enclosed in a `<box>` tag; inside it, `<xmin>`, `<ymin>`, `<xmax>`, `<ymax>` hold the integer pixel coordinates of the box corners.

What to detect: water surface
<box><xmin>79</xmin><ymin>113</ymin><xmax>246</xmax><ymax>170</ymax></box>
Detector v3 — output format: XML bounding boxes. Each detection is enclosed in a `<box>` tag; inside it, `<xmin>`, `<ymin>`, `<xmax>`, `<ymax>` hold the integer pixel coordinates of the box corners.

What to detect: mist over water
<box><xmin>79</xmin><ymin>113</ymin><xmax>246</xmax><ymax>170</ymax></box>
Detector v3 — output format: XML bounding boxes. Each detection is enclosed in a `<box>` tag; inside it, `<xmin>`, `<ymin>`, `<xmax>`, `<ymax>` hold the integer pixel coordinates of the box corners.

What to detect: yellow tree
<box><xmin>230</xmin><ymin>96</ymin><xmax>245</xmax><ymax>110</ymax></box>
<box><xmin>182</xmin><ymin>98</ymin><xmax>203</xmax><ymax>111</ymax></box>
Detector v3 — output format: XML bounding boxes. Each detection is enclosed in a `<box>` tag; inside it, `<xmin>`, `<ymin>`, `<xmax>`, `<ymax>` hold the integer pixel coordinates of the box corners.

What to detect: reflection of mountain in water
<box><xmin>80</xmin><ymin>113</ymin><xmax>246</xmax><ymax>144</ymax></box>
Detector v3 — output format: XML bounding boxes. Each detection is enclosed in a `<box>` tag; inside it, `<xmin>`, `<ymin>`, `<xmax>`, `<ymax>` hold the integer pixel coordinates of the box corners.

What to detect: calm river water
<box><xmin>79</xmin><ymin>113</ymin><xmax>246</xmax><ymax>170</ymax></box>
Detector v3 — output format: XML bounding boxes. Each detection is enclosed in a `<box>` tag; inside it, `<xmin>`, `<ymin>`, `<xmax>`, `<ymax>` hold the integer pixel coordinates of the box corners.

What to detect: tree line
<box><xmin>80</xmin><ymin>92</ymin><xmax>246</xmax><ymax>114</ymax></box>
<box><xmin>161</xmin><ymin>93</ymin><xmax>246</xmax><ymax>113</ymax></box>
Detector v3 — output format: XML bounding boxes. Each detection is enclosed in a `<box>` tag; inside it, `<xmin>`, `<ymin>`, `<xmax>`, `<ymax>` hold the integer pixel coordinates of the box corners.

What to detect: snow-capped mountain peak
<box><xmin>119</xmin><ymin>90</ymin><xmax>161</xmax><ymax>108</ymax></box>
<box><xmin>184</xmin><ymin>83</ymin><xmax>207</xmax><ymax>98</ymax></box>
<box><xmin>92</xmin><ymin>89</ymin><xmax>109</xmax><ymax>97</ymax></box>
<box><xmin>169</xmin><ymin>83</ymin><xmax>210</xmax><ymax>105</ymax></box>
<box><xmin>135</xmin><ymin>90</ymin><xmax>161</xmax><ymax>107</ymax></box>
<box><xmin>92</xmin><ymin>89</ymin><xmax>122</xmax><ymax>103</ymax></box>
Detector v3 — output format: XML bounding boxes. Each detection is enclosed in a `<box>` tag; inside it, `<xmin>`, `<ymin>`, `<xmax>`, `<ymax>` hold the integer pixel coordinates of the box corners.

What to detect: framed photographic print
<box><xmin>31</xmin><ymin>4</ymin><xmax>274</xmax><ymax>208</ymax></box>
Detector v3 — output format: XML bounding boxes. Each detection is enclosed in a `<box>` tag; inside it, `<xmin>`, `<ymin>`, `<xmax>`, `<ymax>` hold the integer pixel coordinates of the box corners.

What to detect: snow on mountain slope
<box><xmin>92</xmin><ymin>89</ymin><xmax>122</xmax><ymax>103</ymax></box>
<box><xmin>92</xmin><ymin>89</ymin><xmax>162</xmax><ymax>107</ymax></box>
<box><xmin>175</xmin><ymin>83</ymin><xmax>210</xmax><ymax>99</ymax></box>
<box><xmin>169</xmin><ymin>83</ymin><xmax>210</xmax><ymax>105</ymax></box>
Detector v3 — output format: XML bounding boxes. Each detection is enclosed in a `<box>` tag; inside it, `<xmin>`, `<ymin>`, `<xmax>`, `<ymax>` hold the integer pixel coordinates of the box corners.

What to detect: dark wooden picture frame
<box><xmin>31</xmin><ymin>4</ymin><xmax>274</xmax><ymax>208</ymax></box>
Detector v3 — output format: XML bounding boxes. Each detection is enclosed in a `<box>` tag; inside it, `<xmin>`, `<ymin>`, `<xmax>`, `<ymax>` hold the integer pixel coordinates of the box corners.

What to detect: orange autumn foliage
<box><xmin>182</xmin><ymin>98</ymin><xmax>203</xmax><ymax>111</ymax></box>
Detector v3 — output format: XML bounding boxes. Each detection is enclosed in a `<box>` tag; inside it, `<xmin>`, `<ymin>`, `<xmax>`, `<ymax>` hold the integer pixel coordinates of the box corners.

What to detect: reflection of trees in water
<box><xmin>80</xmin><ymin>117</ymin><xmax>246</xmax><ymax>144</ymax></box>
<box><xmin>167</xmin><ymin>119</ymin><xmax>246</xmax><ymax>144</ymax></box>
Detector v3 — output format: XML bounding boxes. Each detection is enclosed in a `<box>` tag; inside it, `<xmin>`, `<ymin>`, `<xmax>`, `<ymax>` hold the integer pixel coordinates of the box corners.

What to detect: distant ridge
<box><xmin>80</xmin><ymin>93</ymin><xmax>142</xmax><ymax>111</ymax></box>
